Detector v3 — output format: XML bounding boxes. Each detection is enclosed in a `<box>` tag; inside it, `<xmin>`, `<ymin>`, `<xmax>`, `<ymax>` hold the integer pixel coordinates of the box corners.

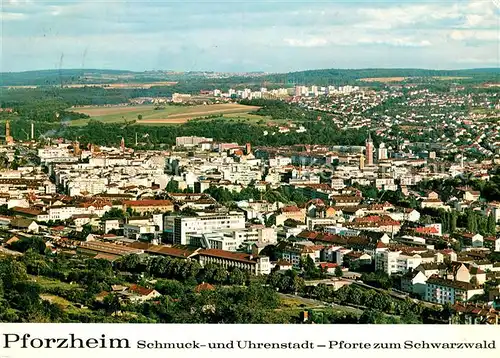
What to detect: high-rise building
<box><xmin>5</xmin><ymin>121</ymin><xmax>14</xmax><ymax>145</ymax></box>
<box><xmin>359</xmin><ymin>154</ymin><xmax>365</xmax><ymax>170</ymax></box>
<box><xmin>171</xmin><ymin>214</ymin><xmax>246</xmax><ymax>245</ymax></box>
<box><xmin>74</xmin><ymin>141</ymin><xmax>81</xmax><ymax>156</ymax></box>
<box><xmin>377</xmin><ymin>142</ymin><xmax>388</xmax><ymax>161</ymax></box>
<box><xmin>365</xmin><ymin>132</ymin><xmax>374</xmax><ymax>166</ymax></box>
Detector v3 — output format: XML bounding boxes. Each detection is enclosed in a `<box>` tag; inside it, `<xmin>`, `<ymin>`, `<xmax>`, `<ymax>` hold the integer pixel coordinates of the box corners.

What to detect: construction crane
<box><xmin>120</xmin><ymin>116</ymin><xmax>135</xmax><ymax>129</ymax></box>
<box><xmin>377</xmin><ymin>190</ymin><xmax>387</xmax><ymax>204</ymax></box>
<box><xmin>20</xmin><ymin>129</ymin><xmax>30</xmax><ymax>140</ymax></box>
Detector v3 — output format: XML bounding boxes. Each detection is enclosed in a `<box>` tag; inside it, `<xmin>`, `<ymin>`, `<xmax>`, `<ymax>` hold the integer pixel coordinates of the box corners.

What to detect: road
<box><xmin>344</xmin><ymin>278</ymin><xmax>442</xmax><ymax>309</ymax></box>
<box><xmin>278</xmin><ymin>293</ymin><xmax>363</xmax><ymax>315</ymax></box>
<box><xmin>300</xmin><ymin>277</ymin><xmax>442</xmax><ymax>310</ymax></box>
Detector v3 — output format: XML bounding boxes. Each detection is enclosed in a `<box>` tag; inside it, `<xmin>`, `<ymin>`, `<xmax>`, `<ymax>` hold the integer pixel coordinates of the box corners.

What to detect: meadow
<box><xmin>70</xmin><ymin>103</ymin><xmax>261</xmax><ymax>126</ymax></box>
<box><xmin>359</xmin><ymin>77</ymin><xmax>407</xmax><ymax>83</ymax></box>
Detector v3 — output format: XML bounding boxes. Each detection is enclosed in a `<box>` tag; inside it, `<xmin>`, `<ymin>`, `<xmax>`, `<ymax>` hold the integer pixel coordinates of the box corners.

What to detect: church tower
<box><xmin>5</xmin><ymin>121</ymin><xmax>14</xmax><ymax>145</ymax></box>
<box><xmin>365</xmin><ymin>132</ymin><xmax>373</xmax><ymax>166</ymax></box>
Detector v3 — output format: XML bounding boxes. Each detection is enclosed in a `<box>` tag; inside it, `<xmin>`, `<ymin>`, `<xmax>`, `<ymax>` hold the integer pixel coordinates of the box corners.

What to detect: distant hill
<box><xmin>261</xmin><ymin>68</ymin><xmax>500</xmax><ymax>86</ymax></box>
<box><xmin>0</xmin><ymin>69</ymin><xmax>139</xmax><ymax>87</ymax></box>
<box><xmin>1</xmin><ymin>67</ymin><xmax>499</xmax><ymax>87</ymax></box>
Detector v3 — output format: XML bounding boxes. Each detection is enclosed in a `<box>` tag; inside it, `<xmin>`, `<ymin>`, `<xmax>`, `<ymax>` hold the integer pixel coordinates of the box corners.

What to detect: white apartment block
<box><xmin>172</xmin><ymin>214</ymin><xmax>246</xmax><ymax>245</ymax></box>
<box><xmin>124</xmin><ymin>223</ymin><xmax>157</xmax><ymax>240</ymax></box>
<box><xmin>38</xmin><ymin>145</ymin><xmax>73</xmax><ymax>164</ymax></box>
<box><xmin>425</xmin><ymin>277</ymin><xmax>484</xmax><ymax>305</ymax></box>
<box><xmin>375</xmin><ymin>250</ymin><xmax>423</xmax><ymax>275</ymax></box>
<box><xmin>67</xmin><ymin>178</ymin><xmax>108</xmax><ymax>196</ymax></box>
<box><xmin>37</xmin><ymin>203</ymin><xmax>113</xmax><ymax>222</ymax></box>
<box><xmin>221</xmin><ymin>165</ymin><xmax>262</xmax><ymax>185</ymax></box>
<box><xmin>176</xmin><ymin>136</ymin><xmax>213</xmax><ymax>147</ymax></box>
<box><xmin>197</xmin><ymin>250</ymin><xmax>271</xmax><ymax>276</ymax></box>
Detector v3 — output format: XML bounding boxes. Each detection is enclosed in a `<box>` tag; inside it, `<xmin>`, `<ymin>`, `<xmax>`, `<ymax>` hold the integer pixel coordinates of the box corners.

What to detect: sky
<box><xmin>1</xmin><ymin>0</ymin><xmax>499</xmax><ymax>72</ymax></box>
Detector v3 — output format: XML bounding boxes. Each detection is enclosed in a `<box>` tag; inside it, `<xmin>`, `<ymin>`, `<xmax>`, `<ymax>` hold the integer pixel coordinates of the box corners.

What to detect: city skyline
<box><xmin>1</xmin><ymin>0</ymin><xmax>499</xmax><ymax>73</ymax></box>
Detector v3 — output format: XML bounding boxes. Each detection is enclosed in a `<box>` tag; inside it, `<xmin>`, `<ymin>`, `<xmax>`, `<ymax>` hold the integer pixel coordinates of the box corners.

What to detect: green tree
<box><xmin>102</xmin><ymin>207</ymin><xmax>126</xmax><ymax>220</ymax></box>
<box><xmin>119</xmin><ymin>254</ymin><xmax>141</xmax><ymax>272</ymax></box>
<box><xmin>466</xmin><ymin>211</ymin><xmax>477</xmax><ymax>232</ymax></box>
<box><xmin>450</xmin><ymin>211</ymin><xmax>458</xmax><ymax>233</ymax></box>
<box><xmin>228</xmin><ymin>268</ymin><xmax>246</xmax><ymax>286</ymax></box>
<box><xmin>487</xmin><ymin>213</ymin><xmax>496</xmax><ymax>235</ymax></box>
<box><xmin>103</xmin><ymin>294</ymin><xmax>121</xmax><ymax>315</ymax></box>
<box><xmin>166</xmin><ymin>180</ymin><xmax>180</xmax><ymax>193</ymax></box>
<box><xmin>334</xmin><ymin>266</ymin><xmax>343</xmax><ymax>278</ymax></box>
<box><xmin>359</xmin><ymin>309</ymin><xmax>385</xmax><ymax>324</ymax></box>
<box><xmin>201</xmin><ymin>263</ymin><xmax>228</xmax><ymax>284</ymax></box>
<box><xmin>10</xmin><ymin>237</ymin><xmax>47</xmax><ymax>255</ymax></box>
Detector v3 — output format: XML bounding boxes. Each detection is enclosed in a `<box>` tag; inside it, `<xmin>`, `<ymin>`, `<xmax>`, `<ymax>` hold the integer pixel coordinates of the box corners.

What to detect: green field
<box><xmin>69</xmin><ymin>103</ymin><xmax>261</xmax><ymax>126</ymax></box>
<box><xmin>29</xmin><ymin>275</ymin><xmax>80</xmax><ymax>289</ymax></box>
<box><xmin>471</xmin><ymin>108</ymin><xmax>500</xmax><ymax>115</ymax></box>
<box><xmin>40</xmin><ymin>294</ymin><xmax>72</xmax><ymax>307</ymax></box>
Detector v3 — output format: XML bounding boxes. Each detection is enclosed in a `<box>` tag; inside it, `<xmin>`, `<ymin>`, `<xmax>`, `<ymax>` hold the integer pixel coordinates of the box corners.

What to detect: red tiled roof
<box><xmin>146</xmin><ymin>245</ymin><xmax>199</xmax><ymax>259</ymax></box>
<box><xmin>129</xmin><ymin>284</ymin><xmax>155</xmax><ymax>296</ymax></box>
<box><xmin>281</xmin><ymin>206</ymin><xmax>301</xmax><ymax>213</ymax></box>
<box><xmin>319</xmin><ymin>262</ymin><xmax>338</xmax><ymax>269</ymax></box>
<box><xmin>123</xmin><ymin>200</ymin><xmax>173</xmax><ymax>207</ymax></box>
<box><xmin>12</xmin><ymin>206</ymin><xmax>42</xmax><ymax>216</ymax></box>
<box><xmin>198</xmin><ymin>249</ymin><xmax>260</xmax><ymax>264</ymax></box>
<box><xmin>275</xmin><ymin>260</ymin><xmax>293</xmax><ymax>266</ymax></box>
<box><xmin>194</xmin><ymin>282</ymin><xmax>215</xmax><ymax>293</ymax></box>
<box><xmin>416</xmin><ymin>226</ymin><xmax>439</xmax><ymax>234</ymax></box>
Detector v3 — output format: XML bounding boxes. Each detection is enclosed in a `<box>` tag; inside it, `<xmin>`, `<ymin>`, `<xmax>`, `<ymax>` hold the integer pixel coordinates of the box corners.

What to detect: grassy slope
<box><xmin>69</xmin><ymin>104</ymin><xmax>261</xmax><ymax>126</ymax></box>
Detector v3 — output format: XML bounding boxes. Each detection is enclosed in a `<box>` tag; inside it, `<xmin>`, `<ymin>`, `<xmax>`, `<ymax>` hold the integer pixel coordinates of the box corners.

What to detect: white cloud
<box><xmin>460</xmin><ymin>0</ymin><xmax>499</xmax><ymax>28</ymax></box>
<box><xmin>5</xmin><ymin>0</ymin><xmax>32</xmax><ymax>5</ymax></box>
<box><xmin>449</xmin><ymin>29</ymin><xmax>500</xmax><ymax>42</ymax></box>
<box><xmin>358</xmin><ymin>37</ymin><xmax>432</xmax><ymax>47</ymax></box>
<box><xmin>284</xmin><ymin>37</ymin><xmax>329</xmax><ymax>47</ymax></box>
<box><xmin>456</xmin><ymin>57</ymin><xmax>500</xmax><ymax>64</ymax></box>
<box><xmin>1</xmin><ymin>0</ymin><xmax>499</xmax><ymax>71</ymax></box>
<box><xmin>0</xmin><ymin>12</ymin><xmax>25</xmax><ymax>21</ymax></box>
<box><xmin>357</xmin><ymin>4</ymin><xmax>463</xmax><ymax>30</ymax></box>
<box><xmin>49</xmin><ymin>6</ymin><xmax>63</xmax><ymax>16</ymax></box>
<box><xmin>284</xmin><ymin>33</ymin><xmax>432</xmax><ymax>48</ymax></box>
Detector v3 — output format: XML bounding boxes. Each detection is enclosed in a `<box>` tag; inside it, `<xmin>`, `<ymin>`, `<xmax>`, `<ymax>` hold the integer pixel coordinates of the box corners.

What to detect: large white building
<box><xmin>187</xmin><ymin>226</ymin><xmax>277</xmax><ymax>251</ymax></box>
<box><xmin>171</xmin><ymin>213</ymin><xmax>246</xmax><ymax>245</ymax></box>
<box><xmin>197</xmin><ymin>249</ymin><xmax>271</xmax><ymax>275</ymax></box>
<box><xmin>38</xmin><ymin>145</ymin><xmax>75</xmax><ymax>164</ymax></box>
<box><xmin>175</xmin><ymin>136</ymin><xmax>213</xmax><ymax>148</ymax></box>
<box><xmin>377</xmin><ymin>143</ymin><xmax>388</xmax><ymax>161</ymax></box>
<box><xmin>425</xmin><ymin>277</ymin><xmax>484</xmax><ymax>305</ymax></box>
<box><xmin>375</xmin><ymin>250</ymin><xmax>423</xmax><ymax>275</ymax></box>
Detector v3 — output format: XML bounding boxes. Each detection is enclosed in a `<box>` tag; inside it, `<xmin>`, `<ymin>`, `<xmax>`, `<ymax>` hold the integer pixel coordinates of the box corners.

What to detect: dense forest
<box><xmin>0</xmin><ymin>247</ymin><xmax>448</xmax><ymax>324</ymax></box>
<box><xmin>2</xmin><ymin>67</ymin><xmax>498</xmax><ymax>88</ymax></box>
<box><xmin>26</xmin><ymin>119</ymin><xmax>368</xmax><ymax>148</ymax></box>
<box><xmin>1</xmin><ymin>71</ymin><xmax>274</xmax><ymax>91</ymax></box>
<box><xmin>263</xmin><ymin>68</ymin><xmax>500</xmax><ymax>86</ymax></box>
<box><xmin>2</xmin><ymin>94</ymin><xmax>371</xmax><ymax>147</ymax></box>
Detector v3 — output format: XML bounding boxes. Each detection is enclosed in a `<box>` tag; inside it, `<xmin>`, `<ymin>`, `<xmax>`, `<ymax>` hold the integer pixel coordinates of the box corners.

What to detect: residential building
<box><xmin>197</xmin><ymin>249</ymin><xmax>271</xmax><ymax>275</ymax></box>
<box><xmin>401</xmin><ymin>270</ymin><xmax>428</xmax><ymax>297</ymax></box>
<box><xmin>425</xmin><ymin>276</ymin><xmax>484</xmax><ymax>305</ymax></box>
<box><xmin>170</xmin><ymin>214</ymin><xmax>245</xmax><ymax>245</ymax></box>
<box><xmin>123</xmin><ymin>200</ymin><xmax>174</xmax><ymax>215</ymax></box>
